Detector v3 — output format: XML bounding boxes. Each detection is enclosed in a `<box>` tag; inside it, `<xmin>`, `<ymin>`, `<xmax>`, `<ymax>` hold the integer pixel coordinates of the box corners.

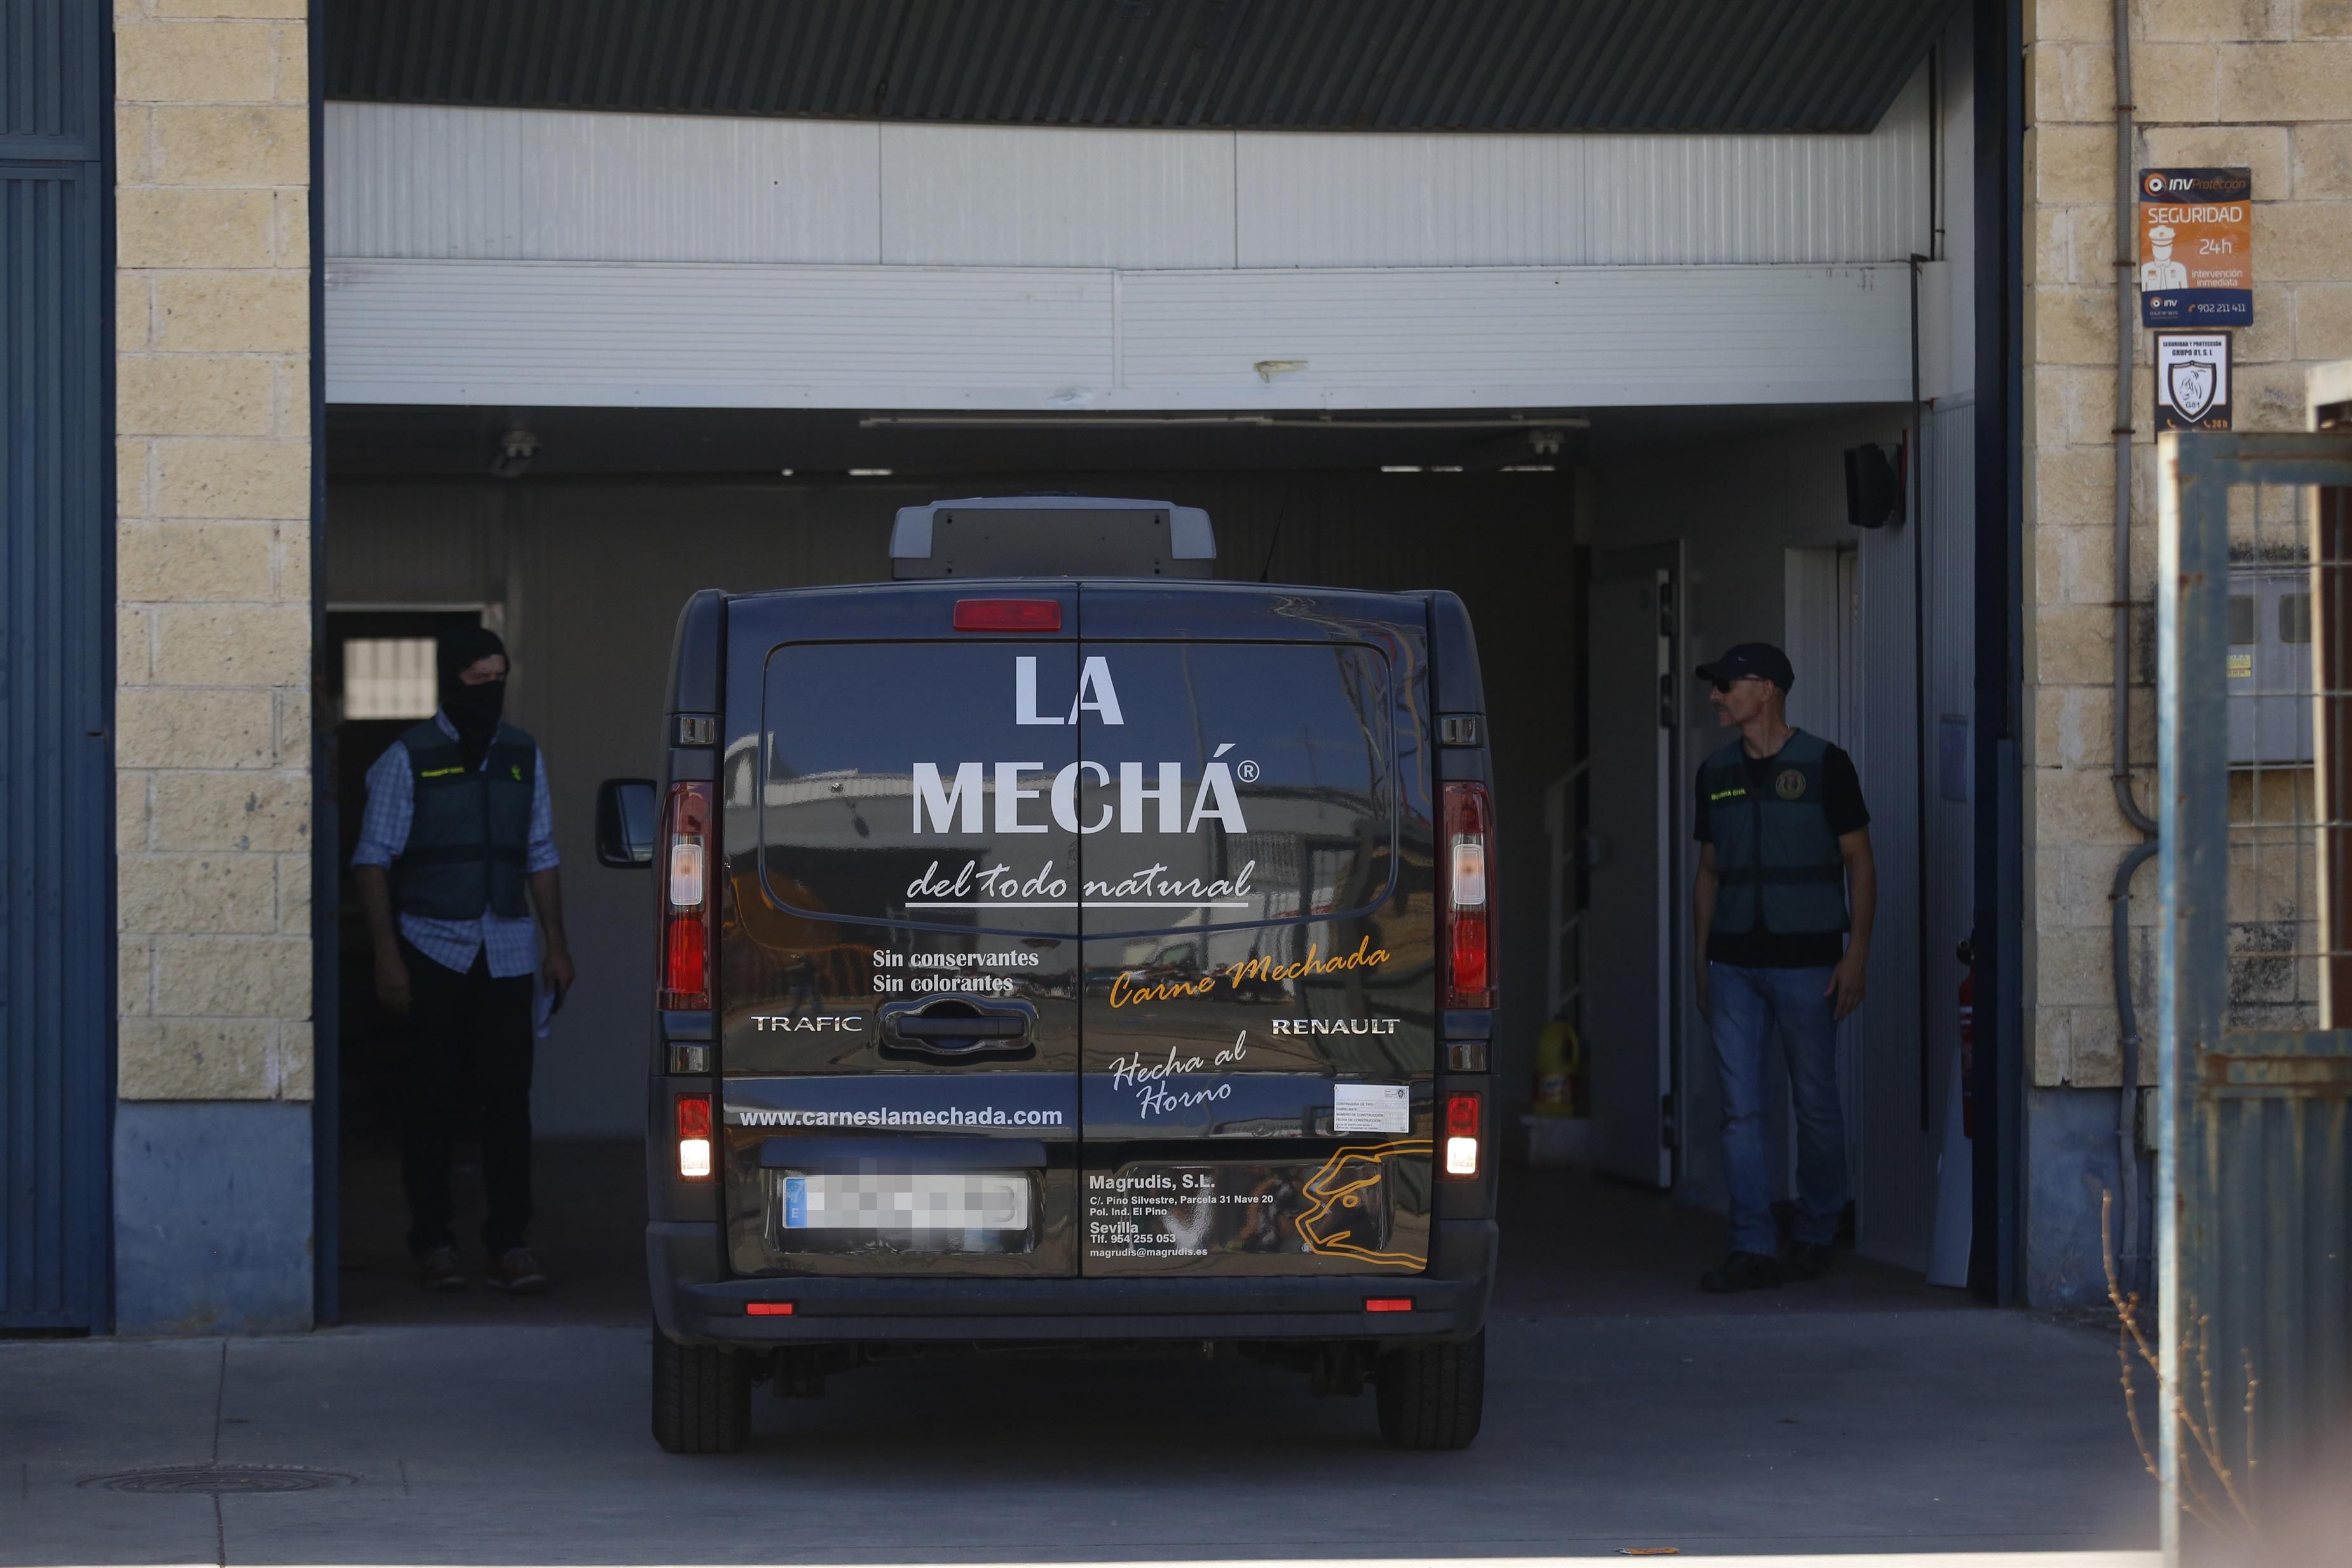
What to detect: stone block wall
<box><xmin>2023</xmin><ymin>0</ymin><xmax>2352</xmax><ymax>1090</ymax></box>
<box><xmin>116</xmin><ymin>0</ymin><xmax>311</xmax><ymax>1103</ymax></box>
<box><xmin>114</xmin><ymin>0</ymin><xmax>314</xmax><ymax>1331</ymax></box>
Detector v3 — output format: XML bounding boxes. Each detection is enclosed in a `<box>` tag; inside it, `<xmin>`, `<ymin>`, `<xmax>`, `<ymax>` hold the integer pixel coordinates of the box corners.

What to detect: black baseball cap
<box><xmin>1695</xmin><ymin>642</ymin><xmax>1795</xmax><ymax>692</ymax></box>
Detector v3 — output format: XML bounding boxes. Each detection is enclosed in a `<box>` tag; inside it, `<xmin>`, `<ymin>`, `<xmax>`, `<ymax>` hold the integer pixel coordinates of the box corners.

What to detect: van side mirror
<box><xmin>596</xmin><ymin>779</ymin><xmax>658</xmax><ymax>868</ymax></box>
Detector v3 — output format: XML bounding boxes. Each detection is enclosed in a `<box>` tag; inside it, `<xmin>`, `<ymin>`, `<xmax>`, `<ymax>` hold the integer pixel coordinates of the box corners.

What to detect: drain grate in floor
<box><xmin>78</xmin><ymin>1464</ymin><xmax>355</xmax><ymax>1495</ymax></box>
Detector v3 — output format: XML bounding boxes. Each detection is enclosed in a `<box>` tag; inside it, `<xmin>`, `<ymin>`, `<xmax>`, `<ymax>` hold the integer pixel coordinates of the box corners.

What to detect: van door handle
<box><xmin>895</xmin><ymin>1016</ymin><xmax>1025</xmax><ymax>1039</ymax></box>
<box><xmin>879</xmin><ymin>998</ymin><xmax>1037</xmax><ymax>1060</ymax></box>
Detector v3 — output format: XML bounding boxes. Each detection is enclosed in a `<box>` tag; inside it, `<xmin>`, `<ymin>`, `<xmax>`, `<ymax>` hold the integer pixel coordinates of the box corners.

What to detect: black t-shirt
<box><xmin>1693</xmin><ymin>735</ymin><xmax>1870</xmax><ymax>969</ymax></box>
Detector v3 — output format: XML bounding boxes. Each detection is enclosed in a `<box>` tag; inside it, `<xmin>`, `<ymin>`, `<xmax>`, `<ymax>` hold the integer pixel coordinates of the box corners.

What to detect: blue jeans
<box><xmin>1707</xmin><ymin>962</ymin><xmax>1849</xmax><ymax>1256</ymax></box>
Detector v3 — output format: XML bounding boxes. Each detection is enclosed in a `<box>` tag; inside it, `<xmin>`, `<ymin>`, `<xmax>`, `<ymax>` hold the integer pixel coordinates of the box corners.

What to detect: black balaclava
<box><xmin>436</xmin><ymin>626</ymin><xmax>509</xmax><ymax>769</ymax></box>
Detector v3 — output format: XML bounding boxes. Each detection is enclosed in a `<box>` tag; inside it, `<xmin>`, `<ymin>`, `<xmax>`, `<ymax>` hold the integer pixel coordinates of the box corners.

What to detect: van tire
<box><xmin>1374</xmin><ymin>1330</ymin><xmax>1484</xmax><ymax>1450</ymax></box>
<box><xmin>652</xmin><ymin>1325</ymin><xmax>753</xmax><ymax>1454</ymax></box>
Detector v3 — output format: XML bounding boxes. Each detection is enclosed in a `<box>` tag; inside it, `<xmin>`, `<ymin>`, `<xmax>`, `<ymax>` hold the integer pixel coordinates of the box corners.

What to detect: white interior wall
<box><xmin>321</xmin><ymin>69</ymin><xmax>1936</xmax><ymax>414</ymax></box>
<box><xmin>325</xmin><ymin>69</ymin><xmax>1930</xmax><ymax>270</ymax></box>
<box><xmin>324</xmin><ymin>472</ymin><xmax>1577</xmax><ymax>1138</ymax></box>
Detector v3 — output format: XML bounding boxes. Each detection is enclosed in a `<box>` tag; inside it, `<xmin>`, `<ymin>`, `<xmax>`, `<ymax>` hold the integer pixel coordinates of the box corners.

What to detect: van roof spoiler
<box><xmin>889</xmin><ymin>495</ymin><xmax>1215</xmax><ymax>580</ymax></box>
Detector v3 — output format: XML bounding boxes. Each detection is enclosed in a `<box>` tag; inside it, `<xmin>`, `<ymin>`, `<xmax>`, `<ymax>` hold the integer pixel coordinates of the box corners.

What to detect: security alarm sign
<box><xmin>2139</xmin><ymin>167</ymin><xmax>2252</xmax><ymax>327</ymax></box>
<box><xmin>2154</xmin><ymin>332</ymin><xmax>2231</xmax><ymax>432</ymax></box>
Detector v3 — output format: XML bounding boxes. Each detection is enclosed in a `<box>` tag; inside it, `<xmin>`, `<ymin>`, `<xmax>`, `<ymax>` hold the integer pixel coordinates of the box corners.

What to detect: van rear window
<box><xmin>758</xmin><ymin>641</ymin><xmax>1393</xmax><ymax>934</ymax></box>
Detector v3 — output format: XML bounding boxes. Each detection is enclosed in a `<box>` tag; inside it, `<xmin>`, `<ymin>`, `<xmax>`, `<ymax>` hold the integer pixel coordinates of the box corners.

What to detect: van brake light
<box><xmin>954</xmin><ymin>599</ymin><xmax>1062</xmax><ymax>632</ymax></box>
<box><xmin>659</xmin><ymin>782</ymin><xmax>715</xmax><ymax>1011</ymax></box>
<box><xmin>1443</xmin><ymin>1091</ymin><xmax>1482</xmax><ymax>1178</ymax></box>
<box><xmin>1441</xmin><ymin>782</ymin><xmax>1494</xmax><ymax>1009</ymax></box>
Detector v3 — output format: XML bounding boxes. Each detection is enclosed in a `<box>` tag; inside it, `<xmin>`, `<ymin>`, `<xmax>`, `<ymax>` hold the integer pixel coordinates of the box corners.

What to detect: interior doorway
<box><xmin>1582</xmin><ymin>545</ymin><xmax>1683</xmax><ymax>1189</ymax></box>
<box><xmin>324</xmin><ymin>606</ymin><xmax>492</xmax><ymax>1151</ymax></box>
<box><xmin>316</xmin><ymin>604</ymin><xmax>649</xmax><ymax>1325</ymax></box>
<box><xmin>1784</xmin><ymin>547</ymin><xmax>1867</xmax><ymax>1215</ymax></box>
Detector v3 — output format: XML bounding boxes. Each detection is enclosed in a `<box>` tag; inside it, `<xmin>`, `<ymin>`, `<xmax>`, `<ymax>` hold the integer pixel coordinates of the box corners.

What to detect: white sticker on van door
<box><xmin>1332</xmin><ymin>1083</ymin><xmax>1410</xmax><ymax>1134</ymax></box>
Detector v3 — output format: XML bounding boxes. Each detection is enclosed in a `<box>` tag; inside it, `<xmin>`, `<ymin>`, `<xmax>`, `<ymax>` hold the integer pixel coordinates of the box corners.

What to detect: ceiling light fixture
<box><xmin>489</xmin><ymin>428</ymin><xmax>538</xmax><ymax>479</ymax></box>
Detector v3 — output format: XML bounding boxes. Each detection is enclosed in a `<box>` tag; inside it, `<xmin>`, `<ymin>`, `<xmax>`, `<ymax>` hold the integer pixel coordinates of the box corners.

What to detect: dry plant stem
<box><xmin>2194</xmin><ymin>1314</ymin><xmax>2257</xmax><ymax>1526</ymax></box>
<box><xmin>2100</xmin><ymin>1191</ymin><xmax>2262</xmax><ymax>1543</ymax></box>
<box><xmin>2105</xmin><ymin>1197</ymin><xmax>2163</xmax><ymax>1482</ymax></box>
<box><xmin>2243</xmin><ymin>1351</ymin><xmax>2259</xmax><ymax>1506</ymax></box>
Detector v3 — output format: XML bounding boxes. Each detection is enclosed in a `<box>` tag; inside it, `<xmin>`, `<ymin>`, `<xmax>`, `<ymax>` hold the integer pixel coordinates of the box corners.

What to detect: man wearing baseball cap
<box><xmin>1690</xmin><ymin>642</ymin><xmax>1876</xmax><ymax>1292</ymax></box>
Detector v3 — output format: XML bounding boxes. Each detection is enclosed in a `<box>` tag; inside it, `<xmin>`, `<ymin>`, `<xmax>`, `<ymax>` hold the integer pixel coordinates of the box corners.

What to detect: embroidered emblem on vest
<box><xmin>1775</xmin><ymin>768</ymin><xmax>1807</xmax><ymax>800</ymax></box>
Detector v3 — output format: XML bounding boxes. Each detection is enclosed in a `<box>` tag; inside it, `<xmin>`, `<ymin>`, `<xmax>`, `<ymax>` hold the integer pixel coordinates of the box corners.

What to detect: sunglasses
<box><xmin>1709</xmin><ymin>675</ymin><xmax>1765</xmax><ymax>693</ymax></box>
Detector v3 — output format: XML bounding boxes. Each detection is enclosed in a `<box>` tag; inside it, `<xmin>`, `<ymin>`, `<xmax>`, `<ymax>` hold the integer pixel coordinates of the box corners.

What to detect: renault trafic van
<box><xmin>598</xmin><ymin>497</ymin><xmax>1498</xmax><ymax>1453</ymax></box>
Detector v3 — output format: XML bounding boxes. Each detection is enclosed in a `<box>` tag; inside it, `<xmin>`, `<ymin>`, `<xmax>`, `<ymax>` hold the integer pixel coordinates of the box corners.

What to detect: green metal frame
<box><xmin>2156</xmin><ymin>428</ymin><xmax>2352</xmax><ymax>1560</ymax></box>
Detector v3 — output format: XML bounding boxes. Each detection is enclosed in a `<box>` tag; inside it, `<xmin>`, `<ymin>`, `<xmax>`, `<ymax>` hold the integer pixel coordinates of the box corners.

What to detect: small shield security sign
<box><xmin>1775</xmin><ymin>769</ymin><xmax>1807</xmax><ymax>801</ymax></box>
<box><xmin>2168</xmin><ymin>360</ymin><xmax>2215</xmax><ymax>422</ymax></box>
<box><xmin>2154</xmin><ymin>332</ymin><xmax>2231</xmax><ymax>432</ymax></box>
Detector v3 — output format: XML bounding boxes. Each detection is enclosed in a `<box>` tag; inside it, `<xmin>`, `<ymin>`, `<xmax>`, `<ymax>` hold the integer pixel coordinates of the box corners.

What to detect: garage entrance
<box><xmin>316</xmin><ymin>399</ymin><xmax>1972</xmax><ymax>1319</ymax></box>
<box><xmin>309</xmin><ymin>0</ymin><xmax>1979</xmax><ymax>1321</ymax></box>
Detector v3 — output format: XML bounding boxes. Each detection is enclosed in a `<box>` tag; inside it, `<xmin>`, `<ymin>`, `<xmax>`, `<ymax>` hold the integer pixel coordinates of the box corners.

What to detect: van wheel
<box><xmin>1374</xmin><ymin>1331</ymin><xmax>1484</xmax><ymax>1450</ymax></box>
<box><xmin>651</xmin><ymin>1323</ymin><xmax>753</xmax><ymax>1454</ymax></box>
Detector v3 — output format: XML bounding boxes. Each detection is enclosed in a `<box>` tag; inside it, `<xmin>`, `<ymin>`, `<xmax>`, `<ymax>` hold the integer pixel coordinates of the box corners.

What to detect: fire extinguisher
<box><xmin>1955</xmin><ymin>937</ymin><xmax>1977</xmax><ymax>1140</ymax></box>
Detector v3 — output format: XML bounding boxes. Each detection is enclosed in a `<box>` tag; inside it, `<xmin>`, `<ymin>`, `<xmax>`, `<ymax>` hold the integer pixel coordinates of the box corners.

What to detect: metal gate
<box><xmin>1</xmin><ymin>0</ymin><xmax>114</xmax><ymax>1330</ymax></box>
<box><xmin>2156</xmin><ymin>426</ymin><xmax>2352</xmax><ymax>1560</ymax></box>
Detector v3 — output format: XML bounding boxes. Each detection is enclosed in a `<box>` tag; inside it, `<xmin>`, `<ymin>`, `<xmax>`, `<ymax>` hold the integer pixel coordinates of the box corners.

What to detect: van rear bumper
<box><xmin>649</xmin><ymin>1220</ymin><xmax>1496</xmax><ymax>1347</ymax></box>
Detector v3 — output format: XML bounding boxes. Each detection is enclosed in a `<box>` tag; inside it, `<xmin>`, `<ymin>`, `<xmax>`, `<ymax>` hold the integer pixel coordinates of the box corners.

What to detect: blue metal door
<box><xmin>2156</xmin><ymin>430</ymin><xmax>2352</xmax><ymax>1560</ymax></box>
<box><xmin>2</xmin><ymin>0</ymin><xmax>114</xmax><ymax>1331</ymax></box>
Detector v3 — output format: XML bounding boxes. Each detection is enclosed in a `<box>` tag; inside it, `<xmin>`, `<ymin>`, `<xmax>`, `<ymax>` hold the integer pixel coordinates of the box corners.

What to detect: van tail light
<box><xmin>659</xmin><ymin>782</ymin><xmax>715</xmax><ymax>1011</ymax></box>
<box><xmin>1443</xmin><ymin>1092</ymin><xmax>1482</xmax><ymax>1179</ymax></box>
<box><xmin>1441</xmin><ymin>782</ymin><xmax>1494</xmax><ymax>1009</ymax></box>
<box><xmin>676</xmin><ymin>1093</ymin><xmax>713</xmax><ymax>1181</ymax></box>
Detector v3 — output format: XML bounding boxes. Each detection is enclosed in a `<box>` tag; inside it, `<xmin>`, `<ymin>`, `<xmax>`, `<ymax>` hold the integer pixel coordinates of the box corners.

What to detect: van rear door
<box><xmin>1072</xmin><ymin>585</ymin><xmax>1437</xmax><ymax>1277</ymax></box>
<box><xmin>721</xmin><ymin>586</ymin><xmax>1082</xmax><ymax>1278</ymax></box>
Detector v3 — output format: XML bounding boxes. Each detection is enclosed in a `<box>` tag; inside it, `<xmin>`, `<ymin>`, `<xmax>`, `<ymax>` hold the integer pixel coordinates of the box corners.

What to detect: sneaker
<box><xmin>484</xmin><ymin>1248</ymin><xmax>549</xmax><ymax>1295</ymax></box>
<box><xmin>1700</xmin><ymin>1250</ymin><xmax>1786</xmax><ymax>1293</ymax></box>
<box><xmin>1786</xmin><ymin>1242</ymin><xmax>1838</xmax><ymax>1281</ymax></box>
<box><xmin>418</xmin><ymin>1246</ymin><xmax>467</xmax><ymax>1292</ymax></box>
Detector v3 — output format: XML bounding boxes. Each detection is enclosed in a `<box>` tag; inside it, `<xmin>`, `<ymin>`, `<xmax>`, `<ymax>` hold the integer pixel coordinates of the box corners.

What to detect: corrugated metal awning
<box><xmin>323</xmin><ymin>0</ymin><xmax>1960</xmax><ymax>133</ymax></box>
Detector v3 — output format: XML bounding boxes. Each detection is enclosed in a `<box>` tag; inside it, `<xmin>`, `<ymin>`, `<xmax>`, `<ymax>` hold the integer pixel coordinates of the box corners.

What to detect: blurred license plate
<box><xmin>781</xmin><ymin>1173</ymin><xmax>1031</xmax><ymax>1231</ymax></box>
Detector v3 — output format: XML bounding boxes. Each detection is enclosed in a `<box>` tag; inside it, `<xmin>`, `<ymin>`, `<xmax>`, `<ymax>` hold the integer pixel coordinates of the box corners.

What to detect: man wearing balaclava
<box><xmin>350</xmin><ymin>627</ymin><xmax>576</xmax><ymax>1294</ymax></box>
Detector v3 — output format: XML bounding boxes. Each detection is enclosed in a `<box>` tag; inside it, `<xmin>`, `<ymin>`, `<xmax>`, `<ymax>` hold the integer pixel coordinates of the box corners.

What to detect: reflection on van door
<box><xmin>731</xmin><ymin>619</ymin><xmax>1086</xmax><ymax>1279</ymax></box>
<box><xmin>1585</xmin><ymin>550</ymin><xmax>1678</xmax><ymax>1188</ymax></box>
<box><xmin>1072</xmin><ymin>587</ymin><xmax>1437</xmax><ymax>1279</ymax></box>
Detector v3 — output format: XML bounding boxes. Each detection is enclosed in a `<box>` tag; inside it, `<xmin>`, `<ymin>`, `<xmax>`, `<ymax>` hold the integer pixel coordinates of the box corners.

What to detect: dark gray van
<box><xmin>598</xmin><ymin>498</ymin><xmax>1498</xmax><ymax>1452</ymax></box>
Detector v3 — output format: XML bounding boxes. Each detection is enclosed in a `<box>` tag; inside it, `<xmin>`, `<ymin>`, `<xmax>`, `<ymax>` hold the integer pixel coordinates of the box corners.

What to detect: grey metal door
<box><xmin>3</xmin><ymin>0</ymin><xmax>115</xmax><ymax>1330</ymax></box>
<box><xmin>2156</xmin><ymin>428</ymin><xmax>2352</xmax><ymax>1560</ymax></box>
<box><xmin>1584</xmin><ymin>555</ymin><xmax>1676</xmax><ymax>1188</ymax></box>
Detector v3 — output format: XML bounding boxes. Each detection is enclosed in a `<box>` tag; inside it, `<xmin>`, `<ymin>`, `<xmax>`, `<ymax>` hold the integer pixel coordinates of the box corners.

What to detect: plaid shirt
<box><xmin>351</xmin><ymin>711</ymin><xmax>559</xmax><ymax>978</ymax></box>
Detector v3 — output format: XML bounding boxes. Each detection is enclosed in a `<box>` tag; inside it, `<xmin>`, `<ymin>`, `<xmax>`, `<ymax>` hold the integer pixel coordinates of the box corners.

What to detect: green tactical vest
<box><xmin>1700</xmin><ymin>728</ymin><xmax>1849</xmax><ymax>937</ymax></box>
<box><xmin>393</xmin><ymin>719</ymin><xmax>537</xmax><ymax>920</ymax></box>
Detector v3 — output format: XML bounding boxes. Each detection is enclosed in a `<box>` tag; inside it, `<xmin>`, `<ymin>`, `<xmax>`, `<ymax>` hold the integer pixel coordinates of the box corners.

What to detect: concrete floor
<box><xmin>1</xmin><ymin>1163</ymin><xmax>2159</xmax><ymax>1567</ymax></box>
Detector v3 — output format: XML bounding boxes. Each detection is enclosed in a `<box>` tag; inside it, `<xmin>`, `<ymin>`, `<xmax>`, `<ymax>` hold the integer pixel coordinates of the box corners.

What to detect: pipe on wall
<box><xmin>2109</xmin><ymin>0</ymin><xmax>2155</xmax><ymax>1295</ymax></box>
<box><xmin>1971</xmin><ymin>0</ymin><xmax>2028</xmax><ymax>1305</ymax></box>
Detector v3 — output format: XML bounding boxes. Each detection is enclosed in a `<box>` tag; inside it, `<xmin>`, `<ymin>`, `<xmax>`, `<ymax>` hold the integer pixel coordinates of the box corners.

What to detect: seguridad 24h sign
<box><xmin>2139</xmin><ymin>167</ymin><xmax>2252</xmax><ymax>327</ymax></box>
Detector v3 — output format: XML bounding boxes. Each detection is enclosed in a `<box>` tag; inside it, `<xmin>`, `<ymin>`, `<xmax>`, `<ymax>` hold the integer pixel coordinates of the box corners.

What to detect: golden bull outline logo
<box><xmin>1297</xmin><ymin>1140</ymin><xmax>1429</xmax><ymax>1269</ymax></box>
